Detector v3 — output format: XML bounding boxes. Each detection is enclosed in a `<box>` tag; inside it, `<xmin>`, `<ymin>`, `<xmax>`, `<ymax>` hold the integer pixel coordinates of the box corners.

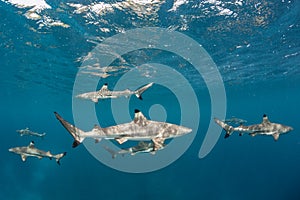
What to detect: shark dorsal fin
<box><xmin>262</xmin><ymin>114</ymin><xmax>270</xmax><ymax>124</ymax></box>
<box><xmin>29</xmin><ymin>141</ymin><xmax>35</xmax><ymax>148</ymax></box>
<box><xmin>93</xmin><ymin>124</ymin><xmax>101</xmax><ymax>130</ymax></box>
<box><xmin>100</xmin><ymin>83</ymin><xmax>108</xmax><ymax>91</ymax></box>
<box><xmin>133</xmin><ymin>109</ymin><xmax>148</xmax><ymax>126</ymax></box>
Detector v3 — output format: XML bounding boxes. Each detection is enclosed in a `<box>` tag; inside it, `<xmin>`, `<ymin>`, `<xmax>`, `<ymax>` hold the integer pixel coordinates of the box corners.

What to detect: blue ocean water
<box><xmin>1</xmin><ymin>0</ymin><xmax>300</xmax><ymax>199</ymax></box>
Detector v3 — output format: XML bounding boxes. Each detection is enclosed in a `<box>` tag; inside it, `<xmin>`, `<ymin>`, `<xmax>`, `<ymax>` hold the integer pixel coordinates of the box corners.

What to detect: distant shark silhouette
<box><xmin>214</xmin><ymin>114</ymin><xmax>293</xmax><ymax>141</ymax></box>
<box><xmin>16</xmin><ymin>128</ymin><xmax>46</xmax><ymax>138</ymax></box>
<box><xmin>76</xmin><ymin>82</ymin><xmax>154</xmax><ymax>103</ymax></box>
<box><xmin>103</xmin><ymin>141</ymin><xmax>166</xmax><ymax>159</ymax></box>
<box><xmin>54</xmin><ymin>109</ymin><xmax>192</xmax><ymax>150</ymax></box>
<box><xmin>9</xmin><ymin>141</ymin><xmax>66</xmax><ymax>165</ymax></box>
<box><xmin>223</xmin><ymin>117</ymin><xmax>247</xmax><ymax>125</ymax></box>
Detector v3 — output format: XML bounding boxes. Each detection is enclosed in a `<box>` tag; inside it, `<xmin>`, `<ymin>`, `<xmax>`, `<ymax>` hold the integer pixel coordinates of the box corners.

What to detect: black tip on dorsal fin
<box><xmin>29</xmin><ymin>141</ymin><xmax>35</xmax><ymax>148</ymax></box>
<box><xmin>263</xmin><ymin>114</ymin><xmax>267</xmax><ymax>117</ymax></box>
<box><xmin>134</xmin><ymin>109</ymin><xmax>140</xmax><ymax>113</ymax></box>
<box><xmin>104</xmin><ymin>83</ymin><xmax>108</xmax><ymax>86</ymax></box>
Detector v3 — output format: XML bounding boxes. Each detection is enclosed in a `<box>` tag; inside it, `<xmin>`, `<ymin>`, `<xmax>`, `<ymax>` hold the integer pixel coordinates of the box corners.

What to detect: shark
<box><xmin>76</xmin><ymin>82</ymin><xmax>154</xmax><ymax>103</ymax></box>
<box><xmin>54</xmin><ymin>109</ymin><xmax>192</xmax><ymax>150</ymax></box>
<box><xmin>103</xmin><ymin>141</ymin><xmax>166</xmax><ymax>158</ymax></box>
<box><xmin>16</xmin><ymin>127</ymin><xmax>46</xmax><ymax>138</ymax></box>
<box><xmin>8</xmin><ymin>141</ymin><xmax>66</xmax><ymax>165</ymax></box>
<box><xmin>214</xmin><ymin>114</ymin><xmax>293</xmax><ymax>141</ymax></box>
<box><xmin>223</xmin><ymin>117</ymin><xmax>247</xmax><ymax>125</ymax></box>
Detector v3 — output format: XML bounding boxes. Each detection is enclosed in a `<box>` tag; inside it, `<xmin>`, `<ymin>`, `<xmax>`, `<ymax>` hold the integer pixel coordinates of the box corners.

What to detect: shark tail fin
<box><xmin>214</xmin><ymin>118</ymin><xmax>234</xmax><ymax>138</ymax></box>
<box><xmin>55</xmin><ymin>152</ymin><xmax>67</xmax><ymax>165</ymax></box>
<box><xmin>54</xmin><ymin>112</ymin><xmax>86</xmax><ymax>148</ymax></box>
<box><xmin>134</xmin><ymin>82</ymin><xmax>154</xmax><ymax>100</ymax></box>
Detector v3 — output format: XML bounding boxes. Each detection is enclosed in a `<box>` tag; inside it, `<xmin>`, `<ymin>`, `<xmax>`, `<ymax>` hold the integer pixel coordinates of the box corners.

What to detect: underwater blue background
<box><xmin>1</xmin><ymin>0</ymin><xmax>300</xmax><ymax>199</ymax></box>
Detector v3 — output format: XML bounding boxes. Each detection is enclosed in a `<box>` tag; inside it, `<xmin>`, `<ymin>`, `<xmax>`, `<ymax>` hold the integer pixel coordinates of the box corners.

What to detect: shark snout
<box><xmin>8</xmin><ymin>148</ymin><xmax>15</xmax><ymax>153</ymax></box>
<box><xmin>180</xmin><ymin>126</ymin><xmax>192</xmax><ymax>134</ymax></box>
<box><xmin>282</xmin><ymin>125</ymin><xmax>293</xmax><ymax>133</ymax></box>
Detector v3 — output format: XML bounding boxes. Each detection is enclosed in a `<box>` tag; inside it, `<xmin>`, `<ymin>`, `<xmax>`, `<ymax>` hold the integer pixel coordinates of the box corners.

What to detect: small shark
<box><xmin>16</xmin><ymin>128</ymin><xmax>46</xmax><ymax>138</ymax></box>
<box><xmin>76</xmin><ymin>82</ymin><xmax>154</xmax><ymax>103</ymax></box>
<box><xmin>54</xmin><ymin>109</ymin><xmax>192</xmax><ymax>150</ymax></box>
<box><xmin>214</xmin><ymin>114</ymin><xmax>293</xmax><ymax>141</ymax></box>
<box><xmin>103</xmin><ymin>141</ymin><xmax>166</xmax><ymax>158</ymax></box>
<box><xmin>9</xmin><ymin>141</ymin><xmax>66</xmax><ymax>165</ymax></box>
<box><xmin>223</xmin><ymin>117</ymin><xmax>247</xmax><ymax>125</ymax></box>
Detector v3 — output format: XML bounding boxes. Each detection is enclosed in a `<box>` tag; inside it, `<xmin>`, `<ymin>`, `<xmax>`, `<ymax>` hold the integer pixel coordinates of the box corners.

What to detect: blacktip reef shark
<box><xmin>103</xmin><ymin>141</ymin><xmax>166</xmax><ymax>159</ymax></box>
<box><xmin>16</xmin><ymin>127</ymin><xmax>46</xmax><ymax>138</ymax></box>
<box><xmin>76</xmin><ymin>82</ymin><xmax>154</xmax><ymax>103</ymax></box>
<box><xmin>214</xmin><ymin>114</ymin><xmax>293</xmax><ymax>141</ymax></box>
<box><xmin>54</xmin><ymin>109</ymin><xmax>192</xmax><ymax>150</ymax></box>
<box><xmin>8</xmin><ymin>141</ymin><xmax>66</xmax><ymax>165</ymax></box>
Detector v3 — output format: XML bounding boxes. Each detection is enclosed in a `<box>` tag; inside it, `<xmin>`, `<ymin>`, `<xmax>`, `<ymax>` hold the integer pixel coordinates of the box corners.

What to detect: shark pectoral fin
<box><xmin>92</xmin><ymin>98</ymin><xmax>98</xmax><ymax>103</ymax></box>
<box><xmin>152</xmin><ymin>138</ymin><xmax>165</xmax><ymax>151</ymax></box>
<box><xmin>21</xmin><ymin>155</ymin><xmax>27</xmax><ymax>162</ymax></box>
<box><xmin>272</xmin><ymin>133</ymin><xmax>280</xmax><ymax>141</ymax></box>
<box><xmin>115</xmin><ymin>137</ymin><xmax>128</xmax><ymax>144</ymax></box>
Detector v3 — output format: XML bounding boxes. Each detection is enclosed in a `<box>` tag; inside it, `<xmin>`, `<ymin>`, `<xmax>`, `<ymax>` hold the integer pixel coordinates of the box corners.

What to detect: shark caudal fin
<box><xmin>214</xmin><ymin>118</ymin><xmax>235</xmax><ymax>138</ymax></box>
<box><xmin>55</xmin><ymin>152</ymin><xmax>67</xmax><ymax>165</ymax></box>
<box><xmin>54</xmin><ymin>112</ymin><xmax>85</xmax><ymax>148</ymax></box>
<box><xmin>134</xmin><ymin>82</ymin><xmax>154</xmax><ymax>100</ymax></box>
